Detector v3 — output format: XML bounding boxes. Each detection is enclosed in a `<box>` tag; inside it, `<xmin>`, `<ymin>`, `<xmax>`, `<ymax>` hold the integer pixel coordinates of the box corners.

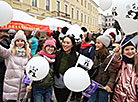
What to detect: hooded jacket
<box><xmin>0</xmin><ymin>30</ymin><xmax>30</xmax><ymax>101</ymax></box>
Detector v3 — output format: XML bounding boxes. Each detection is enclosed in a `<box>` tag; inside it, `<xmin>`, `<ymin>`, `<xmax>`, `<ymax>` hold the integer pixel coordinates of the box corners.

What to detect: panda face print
<box><xmin>28</xmin><ymin>66</ymin><xmax>38</xmax><ymax>78</ymax></box>
<box><xmin>126</xmin><ymin>3</ymin><xmax>138</xmax><ymax>20</ymax></box>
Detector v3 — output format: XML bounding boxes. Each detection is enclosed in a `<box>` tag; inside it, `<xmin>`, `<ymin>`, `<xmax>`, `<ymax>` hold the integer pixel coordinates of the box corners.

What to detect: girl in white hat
<box><xmin>0</xmin><ymin>30</ymin><xmax>30</xmax><ymax>102</ymax></box>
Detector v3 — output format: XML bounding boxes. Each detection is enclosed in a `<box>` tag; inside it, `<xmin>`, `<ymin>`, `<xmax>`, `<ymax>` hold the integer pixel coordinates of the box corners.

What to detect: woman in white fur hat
<box><xmin>0</xmin><ymin>30</ymin><xmax>30</xmax><ymax>102</ymax></box>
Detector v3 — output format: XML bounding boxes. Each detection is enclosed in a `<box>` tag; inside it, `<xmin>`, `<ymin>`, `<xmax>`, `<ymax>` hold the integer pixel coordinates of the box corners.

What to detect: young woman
<box><xmin>88</xmin><ymin>35</ymin><xmax>117</xmax><ymax>102</ymax></box>
<box><xmin>54</xmin><ymin>34</ymin><xmax>78</xmax><ymax>102</ymax></box>
<box><xmin>112</xmin><ymin>37</ymin><xmax>138</xmax><ymax>102</ymax></box>
<box><xmin>0</xmin><ymin>30</ymin><xmax>30</xmax><ymax>102</ymax></box>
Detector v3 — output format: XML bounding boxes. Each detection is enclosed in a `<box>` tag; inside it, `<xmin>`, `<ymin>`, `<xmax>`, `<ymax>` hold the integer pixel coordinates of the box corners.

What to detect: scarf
<box><xmin>81</xmin><ymin>43</ymin><xmax>92</xmax><ymax>49</ymax></box>
<box><xmin>16</xmin><ymin>48</ymin><xmax>26</xmax><ymax>57</ymax></box>
<box><xmin>122</xmin><ymin>55</ymin><xmax>134</xmax><ymax>64</ymax></box>
<box><xmin>37</xmin><ymin>50</ymin><xmax>55</xmax><ymax>59</ymax></box>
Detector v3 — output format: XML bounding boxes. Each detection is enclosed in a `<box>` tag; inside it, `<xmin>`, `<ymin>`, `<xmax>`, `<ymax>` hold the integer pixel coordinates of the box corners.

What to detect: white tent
<box><xmin>40</xmin><ymin>17</ymin><xmax>72</xmax><ymax>28</ymax></box>
<box><xmin>12</xmin><ymin>9</ymin><xmax>41</xmax><ymax>24</ymax></box>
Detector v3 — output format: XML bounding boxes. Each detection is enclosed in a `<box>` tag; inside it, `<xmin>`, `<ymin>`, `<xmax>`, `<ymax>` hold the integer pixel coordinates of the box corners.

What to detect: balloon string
<box><xmin>22</xmin><ymin>81</ymin><xmax>33</xmax><ymax>102</ymax></box>
<box><xmin>104</xmin><ymin>35</ymin><xmax>126</xmax><ymax>71</ymax></box>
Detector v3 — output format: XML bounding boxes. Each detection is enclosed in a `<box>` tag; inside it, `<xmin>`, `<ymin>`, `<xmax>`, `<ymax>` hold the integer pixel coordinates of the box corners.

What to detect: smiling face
<box><xmin>45</xmin><ymin>45</ymin><xmax>55</xmax><ymax>54</ymax></box>
<box><xmin>95</xmin><ymin>39</ymin><xmax>103</xmax><ymax>50</ymax></box>
<box><xmin>62</xmin><ymin>37</ymin><xmax>73</xmax><ymax>54</ymax></box>
<box><xmin>123</xmin><ymin>46</ymin><xmax>136</xmax><ymax>58</ymax></box>
<box><xmin>15</xmin><ymin>39</ymin><xmax>25</xmax><ymax>48</ymax></box>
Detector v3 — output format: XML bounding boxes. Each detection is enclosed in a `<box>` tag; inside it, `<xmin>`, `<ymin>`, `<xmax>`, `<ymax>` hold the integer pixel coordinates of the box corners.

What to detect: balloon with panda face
<box><xmin>112</xmin><ymin>0</ymin><xmax>138</xmax><ymax>35</ymax></box>
<box><xmin>26</xmin><ymin>56</ymin><xmax>50</xmax><ymax>81</ymax></box>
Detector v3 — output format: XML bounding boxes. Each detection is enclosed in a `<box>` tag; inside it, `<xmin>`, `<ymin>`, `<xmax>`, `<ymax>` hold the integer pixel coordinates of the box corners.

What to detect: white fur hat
<box><xmin>97</xmin><ymin>35</ymin><xmax>111</xmax><ymax>48</ymax></box>
<box><xmin>13</xmin><ymin>30</ymin><xmax>27</xmax><ymax>42</ymax></box>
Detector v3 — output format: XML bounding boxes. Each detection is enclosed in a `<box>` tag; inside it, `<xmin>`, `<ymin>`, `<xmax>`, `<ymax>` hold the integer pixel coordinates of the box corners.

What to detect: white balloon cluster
<box><xmin>0</xmin><ymin>1</ymin><xmax>13</xmax><ymax>26</ymax></box>
<box><xmin>112</xmin><ymin>0</ymin><xmax>138</xmax><ymax>35</ymax></box>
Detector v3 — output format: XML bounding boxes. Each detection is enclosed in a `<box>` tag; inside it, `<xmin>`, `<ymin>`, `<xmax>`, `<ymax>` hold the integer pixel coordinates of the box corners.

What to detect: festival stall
<box><xmin>0</xmin><ymin>9</ymin><xmax>50</xmax><ymax>32</ymax></box>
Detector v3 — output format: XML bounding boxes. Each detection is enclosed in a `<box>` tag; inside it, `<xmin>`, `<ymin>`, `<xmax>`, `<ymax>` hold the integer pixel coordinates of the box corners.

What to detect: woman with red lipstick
<box><xmin>53</xmin><ymin>34</ymin><xmax>78</xmax><ymax>102</ymax></box>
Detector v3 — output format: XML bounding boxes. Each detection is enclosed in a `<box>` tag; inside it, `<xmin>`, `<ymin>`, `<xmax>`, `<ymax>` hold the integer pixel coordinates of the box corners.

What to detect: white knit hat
<box><xmin>97</xmin><ymin>35</ymin><xmax>111</xmax><ymax>47</ymax></box>
<box><xmin>13</xmin><ymin>30</ymin><xmax>27</xmax><ymax>42</ymax></box>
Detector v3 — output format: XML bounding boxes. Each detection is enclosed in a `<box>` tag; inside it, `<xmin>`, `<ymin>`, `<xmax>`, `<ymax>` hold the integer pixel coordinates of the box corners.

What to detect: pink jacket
<box><xmin>0</xmin><ymin>45</ymin><xmax>29</xmax><ymax>101</ymax></box>
<box><xmin>113</xmin><ymin>55</ymin><xmax>138</xmax><ymax>102</ymax></box>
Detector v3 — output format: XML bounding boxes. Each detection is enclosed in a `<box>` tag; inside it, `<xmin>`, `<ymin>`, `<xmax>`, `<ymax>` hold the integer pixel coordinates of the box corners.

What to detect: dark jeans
<box><xmin>6</xmin><ymin>100</ymin><xmax>16</xmax><ymax>102</ymax></box>
<box><xmin>54</xmin><ymin>87</ymin><xmax>71</xmax><ymax>102</ymax></box>
<box><xmin>88</xmin><ymin>88</ymin><xmax>108</xmax><ymax>102</ymax></box>
<box><xmin>33</xmin><ymin>86</ymin><xmax>52</xmax><ymax>102</ymax></box>
<box><xmin>0</xmin><ymin>82</ymin><xmax>3</xmax><ymax>102</ymax></box>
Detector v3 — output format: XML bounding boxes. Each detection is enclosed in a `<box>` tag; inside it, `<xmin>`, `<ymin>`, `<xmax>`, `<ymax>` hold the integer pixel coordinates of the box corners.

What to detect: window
<box><xmin>84</xmin><ymin>15</ymin><xmax>86</xmax><ymax>23</ymax></box>
<box><xmin>81</xmin><ymin>13</ymin><xmax>83</xmax><ymax>22</ymax></box>
<box><xmin>81</xmin><ymin>0</ymin><xmax>83</xmax><ymax>6</ymax></box>
<box><xmin>45</xmin><ymin>0</ymin><xmax>50</xmax><ymax>11</ymax></box>
<box><xmin>88</xmin><ymin>16</ymin><xmax>89</xmax><ymax>24</ymax></box>
<box><xmin>56</xmin><ymin>1</ymin><xmax>60</xmax><ymax>14</ymax></box>
<box><xmin>32</xmin><ymin>0</ymin><xmax>37</xmax><ymax>7</ymax></box>
<box><xmin>85</xmin><ymin>0</ymin><xmax>86</xmax><ymax>8</ymax></box>
<box><xmin>65</xmin><ymin>4</ymin><xmax>68</xmax><ymax>17</ymax></box>
<box><xmin>77</xmin><ymin>10</ymin><xmax>79</xmax><ymax>20</ymax></box>
<box><xmin>71</xmin><ymin>7</ymin><xmax>74</xmax><ymax>19</ymax></box>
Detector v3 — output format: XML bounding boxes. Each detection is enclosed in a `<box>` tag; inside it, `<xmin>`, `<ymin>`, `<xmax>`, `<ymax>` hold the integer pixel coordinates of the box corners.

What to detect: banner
<box><xmin>0</xmin><ymin>21</ymin><xmax>50</xmax><ymax>32</ymax></box>
<box><xmin>75</xmin><ymin>54</ymin><xmax>94</xmax><ymax>70</ymax></box>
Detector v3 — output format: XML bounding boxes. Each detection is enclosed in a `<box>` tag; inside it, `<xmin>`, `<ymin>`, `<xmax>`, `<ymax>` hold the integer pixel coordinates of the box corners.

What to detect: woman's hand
<box><xmin>113</xmin><ymin>45</ymin><xmax>121</xmax><ymax>59</ymax></box>
<box><xmin>104</xmin><ymin>85</ymin><xmax>112</xmax><ymax>92</ymax></box>
<box><xmin>26</xmin><ymin>86</ymin><xmax>32</xmax><ymax>92</ymax></box>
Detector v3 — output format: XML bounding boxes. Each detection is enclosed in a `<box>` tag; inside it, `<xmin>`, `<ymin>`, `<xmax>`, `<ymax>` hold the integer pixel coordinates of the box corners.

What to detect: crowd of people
<box><xmin>0</xmin><ymin>27</ymin><xmax>138</xmax><ymax>102</ymax></box>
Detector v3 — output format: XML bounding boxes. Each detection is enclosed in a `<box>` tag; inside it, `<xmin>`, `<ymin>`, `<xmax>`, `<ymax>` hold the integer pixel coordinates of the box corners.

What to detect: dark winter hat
<box><xmin>8</xmin><ymin>29</ymin><xmax>16</xmax><ymax>34</ymax></box>
<box><xmin>63</xmin><ymin>34</ymin><xmax>75</xmax><ymax>45</ymax></box>
<box><xmin>109</xmin><ymin>32</ymin><xmax>116</xmax><ymax>40</ymax></box>
<box><xmin>122</xmin><ymin>37</ymin><xmax>136</xmax><ymax>51</ymax></box>
<box><xmin>97</xmin><ymin>35</ymin><xmax>111</xmax><ymax>48</ymax></box>
<box><xmin>62</xmin><ymin>27</ymin><xmax>68</xmax><ymax>34</ymax></box>
<box><xmin>81</xmin><ymin>27</ymin><xmax>87</xmax><ymax>32</ymax></box>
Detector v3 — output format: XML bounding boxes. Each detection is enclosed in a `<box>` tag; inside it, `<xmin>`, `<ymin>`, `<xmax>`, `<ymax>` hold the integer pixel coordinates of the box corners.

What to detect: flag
<box><xmin>82</xmin><ymin>80</ymin><xmax>98</xmax><ymax>98</ymax></box>
<box><xmin>130</xmin><ymin>35</ymin><xmax>138</xmax><ymax>46</ymax></box>
<box><xmin>22</xmin><ymin>73</ymin><xmax>32</xmax><ymax>85</ymax></box>
<box><xmin>31</xmin><ymin>30</ymin><xmax>37</xmax><ymax>36</ymax></box>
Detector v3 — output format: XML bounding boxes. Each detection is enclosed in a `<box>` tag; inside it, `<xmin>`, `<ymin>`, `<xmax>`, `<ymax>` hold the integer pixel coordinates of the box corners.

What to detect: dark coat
<box><xmin>54</xmin><ymin>49</ymin><xmax>78</xmax><ymax>78</ymax></box>
<box><xmin>80</xmin><ymin>46</ymin><xmax>95</xmax><ymax>61</ymax></box>
<box><xmin>91</xmin><ymin>48</ymin><xmax>117</xmax><ymax>89</ymax></box>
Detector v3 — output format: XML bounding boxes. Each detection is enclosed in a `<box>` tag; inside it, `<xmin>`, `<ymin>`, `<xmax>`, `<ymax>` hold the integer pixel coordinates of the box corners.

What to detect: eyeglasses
<box><xmin>46</xmin><ymin>45</ymin><xmax>55</xmax><ymax>49</ymax></box>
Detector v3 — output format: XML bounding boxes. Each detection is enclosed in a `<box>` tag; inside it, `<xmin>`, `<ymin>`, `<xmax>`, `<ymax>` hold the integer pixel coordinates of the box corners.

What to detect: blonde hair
<box><xmin>12</xmin><ymin>41</ymin><xmax>30</xmax><ymax>56</ymax></box>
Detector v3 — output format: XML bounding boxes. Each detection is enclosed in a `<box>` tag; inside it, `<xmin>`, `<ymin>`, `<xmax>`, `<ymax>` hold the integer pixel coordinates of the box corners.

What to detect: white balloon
<box><xmin>0</xmin><ymin>1</ymin><xmax>13</xmax><ymax>26</ymax></box>
<box><xmin>112</xmin><ymin>0</ymin><xmax>138</xmax><ymax>35</ymax></box>
<box><xmin>103</xmin><ymin>28</ymin><xmax>122</xmax><ymax>42</ymax></box>
<box><xmin>99</xmin><ymin>0</ymin><xmax>112</xmax><ymax>11</ymax></box>
<box><xmin>26</xmin><ymin>56</ymin><xmax>50</xmax><ymax>81</ymax></box>
<box><xmin>63</xmin><ymin>67</ymin><xmax>90</xmax><ymax>92</ymax></box>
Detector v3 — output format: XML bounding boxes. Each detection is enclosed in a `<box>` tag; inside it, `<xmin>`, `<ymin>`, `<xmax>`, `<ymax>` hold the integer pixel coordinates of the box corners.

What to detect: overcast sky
<box><xmin>93</xmin><ymin>0</ymin><xmax>113</xmax><ymax>15</ymax></box>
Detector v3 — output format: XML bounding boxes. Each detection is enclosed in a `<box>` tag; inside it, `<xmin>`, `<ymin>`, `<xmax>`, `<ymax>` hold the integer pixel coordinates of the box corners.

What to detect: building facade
<box><xmin>105</xmin><ymin>14</ymin><xmax>115</xmax><ymax>29</ymax></box>
<box><xmin>3</xmin><ymin>0</ymin><xmax>99</xmax><ymax>32</ymax></box>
